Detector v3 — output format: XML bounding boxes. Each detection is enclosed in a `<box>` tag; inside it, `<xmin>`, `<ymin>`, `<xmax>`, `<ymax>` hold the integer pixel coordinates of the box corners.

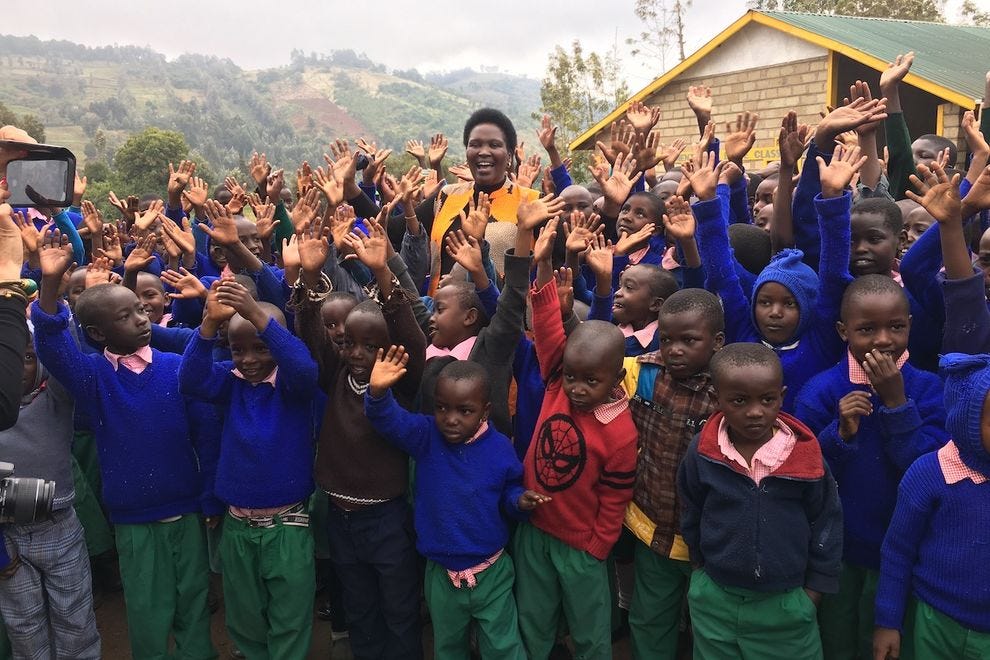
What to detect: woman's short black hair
<box><xmin>463</xmin><ymin>108</ymin><xmax>517</xmax><ymax>156</ymax></box>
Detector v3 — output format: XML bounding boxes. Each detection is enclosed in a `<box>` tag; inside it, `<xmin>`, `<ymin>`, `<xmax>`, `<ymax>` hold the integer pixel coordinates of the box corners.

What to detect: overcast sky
<box><xmin>3</xmin><ymin>0</ymin><xmax>987</xmax><ymax>93</ymax></box>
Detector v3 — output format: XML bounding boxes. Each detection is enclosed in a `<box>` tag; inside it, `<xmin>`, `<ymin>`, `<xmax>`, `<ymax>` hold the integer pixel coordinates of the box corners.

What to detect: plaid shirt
<box><xmin>629</xmin><ymin>351</ymin><xmax>717</xmax><ymax>556</ymax></box>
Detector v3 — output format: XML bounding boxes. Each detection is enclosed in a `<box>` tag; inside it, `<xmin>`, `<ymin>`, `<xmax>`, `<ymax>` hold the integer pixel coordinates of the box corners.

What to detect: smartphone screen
<box><xmin>5</xmin><ymin>158</ymin><xmax>72</xmax><ymax>207</ymax></box>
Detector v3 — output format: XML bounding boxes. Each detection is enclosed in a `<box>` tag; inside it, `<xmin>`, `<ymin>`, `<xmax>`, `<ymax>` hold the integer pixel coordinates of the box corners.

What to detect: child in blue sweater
<box><xmin>795</xmin><ymin>275</ymin><xmax>947</xmax><ymax>658</ymax></box>
<box><xmin>30</xmin><ymin>230</ymin><xmax>218</xmax><ymax>660</ymax></box>
<box><xmin>178</xmin><ymin>278</ymin><xmax>319</xmax><ymax>660</ymax></box>
<box><xmin>366</xmin><ymin>350</ymin><xmax>547</xmax><ymax>659</ymax></box>
<box><xmin>874</xmin><ymin>353</ymin><xmax>990</xmax><ymax>660</ymax></box>
<box><xmin>691</xmin><ymin>148</ymin><xmax>856</xmax><ymax>413</ymax></box>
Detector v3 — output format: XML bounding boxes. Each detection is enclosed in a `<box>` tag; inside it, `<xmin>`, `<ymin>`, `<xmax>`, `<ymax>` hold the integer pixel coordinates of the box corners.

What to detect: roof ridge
<box><xmin>761</xmin><ymin>9</ymin><xmax>990</xmax><ymax>29</ymax></box>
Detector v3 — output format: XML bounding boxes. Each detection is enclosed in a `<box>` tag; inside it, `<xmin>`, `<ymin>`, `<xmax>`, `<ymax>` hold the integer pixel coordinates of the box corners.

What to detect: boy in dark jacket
<box><xmin>678</xmin><ymin>343</ymin><xmax>842</xmax><ymax>659</ymax></box>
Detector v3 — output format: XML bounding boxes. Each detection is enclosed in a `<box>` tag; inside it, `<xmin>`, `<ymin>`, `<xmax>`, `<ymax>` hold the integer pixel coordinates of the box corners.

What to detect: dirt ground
<box><xmin>94</xmin><ymin>574</ymin><xmax>635</xmax><ymax>659</ymax></box>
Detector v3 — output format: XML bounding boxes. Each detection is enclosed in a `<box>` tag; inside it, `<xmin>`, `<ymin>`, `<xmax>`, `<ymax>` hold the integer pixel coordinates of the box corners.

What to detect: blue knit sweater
<box><xmin>874</xmin><ymin>449</ymin><xmax>990</xmax><ymax>632</ymax></box>
<box><xmin>694</xmin><ymin>186</ymin><xmax>851</xmax><ymax>412</ymax></box>
<box><xmin>365</xmin><ymin>389</ymin><xmax>527</xmax><ymax>571</ymax></box>
<box><xmin>794</xmin><ymin>357</ymin><xmax>948</xmax><ymax>569</ymax></box>
<box><xmin>178</xmin><ymin>319</ymin><xmax>318</xmax><ymax>509</ymax></box>
<box><xmin>30</xmin><ymin>301</ymin><xmax>221</xmax><ymax>523</ymax></box>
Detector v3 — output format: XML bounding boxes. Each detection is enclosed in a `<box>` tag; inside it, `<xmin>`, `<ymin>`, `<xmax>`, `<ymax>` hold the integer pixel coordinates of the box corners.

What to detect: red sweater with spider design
<box><xmin>523</xmin><ymin>281</ymin><xmax>638</xmax><ymax>560</ymax></box>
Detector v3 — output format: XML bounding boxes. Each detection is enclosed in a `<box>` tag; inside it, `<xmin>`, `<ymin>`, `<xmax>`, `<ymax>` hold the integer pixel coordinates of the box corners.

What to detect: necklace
<box><xmin>347</xmin><ymin>374</ymin><xmax>368</xmax><ymax>396</ymax></box>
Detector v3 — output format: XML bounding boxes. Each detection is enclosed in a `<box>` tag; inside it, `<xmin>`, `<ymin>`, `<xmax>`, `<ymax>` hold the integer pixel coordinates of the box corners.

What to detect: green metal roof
<box><xmin>764</xmin><ymin>11</ymin><xmax>990</xmax><ymax>102</ymax></box>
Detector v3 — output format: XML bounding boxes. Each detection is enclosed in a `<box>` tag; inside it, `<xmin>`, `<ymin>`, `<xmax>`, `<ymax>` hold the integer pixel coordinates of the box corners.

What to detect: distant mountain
<box><xmin>0</xmin><ymin>35</ymin><xmax>542</xmax><ymax>175</ymax></box>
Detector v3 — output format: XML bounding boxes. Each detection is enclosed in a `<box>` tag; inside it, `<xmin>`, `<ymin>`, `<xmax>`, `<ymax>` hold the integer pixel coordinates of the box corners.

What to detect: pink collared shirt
<box><xmin>847</xmin><ymin>349</ymin><xmax>910</xmax><ymax>386</ymax></box>
<box><xmin>231</xmin><ymin>366</ymin><xmax>278</xmax><ymax>386</ymax></box>
<box><xmin>627</xmin><ymin>245</ymin><xmax>650</xmax><ymax>265</ymax></box>
<box><xmin>104</xmin><ymin>345</ymin><xmax>154</xmax><ymax>374</ymax></box>
<box><xmin>619</xmin><ymin>320</ymin><xmax>658</xmax><ymax>350</ymax></box>
<box><xmin>464</xmin><ymin>421</ymin><xmax>489</xmax><ymax>445</ymax></box>
<box><xmin>426</xmin><ymin>336</ymin><xmax>478</xmax><ymax>361</ymax></box>
<box><xmin>592</xmin><ymin>386</ymin><xmax>630</xmax><ymax>425</ymax></box>
<box><xmin>716</xmin><ymin>417</ymin><xmax>796</xmax><ymax>485</ymax></box>
<box><xmin>938</xmin><ymin>440</ymin><xmax>988</xmax><ymax>485</ymax></box>
<box><xmin>447</xmin><ymin>549</ymin><xmax>503</xmax><ymax>588</ymax></box>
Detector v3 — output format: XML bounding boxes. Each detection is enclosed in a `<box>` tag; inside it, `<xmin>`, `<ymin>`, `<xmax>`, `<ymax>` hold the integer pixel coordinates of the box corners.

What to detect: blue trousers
<box><xmin>326</xmin><ymin>498</ymin><xmax>422</xmax><ymax>660</ymax></box>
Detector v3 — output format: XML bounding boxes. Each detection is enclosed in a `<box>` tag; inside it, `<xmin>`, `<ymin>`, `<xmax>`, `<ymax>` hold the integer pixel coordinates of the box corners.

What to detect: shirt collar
<box><xmin>939</xmin><ymin>440</ymin><xmax>989</xmax><ymax>484</ymax></box>
<box><xmin>716</xmin><ymin>416</ymin><xmax>796</xmax><ymax>473</ymax></box>
<box><xmin>426</xmin><ymin>335</ymin><xmax>478</xmax><ymax>361</ymax></box>
<box><xmin>847</xmin><ymin>349</ymin><xmax>909</xmax><ymax>386</ymax></box>
<box><xmin>231</xmin><ymin>366</ymin><xmax>278</xmax><ymax>386</ymax></box>
<box><xmin>619</xmin><ymin>320</ymin><xmax>658</xmax><ymax>349</ymax></box>
<box><xmin>463</xmin><ymin>421</ymin><xmax>489</xmax><ymax>445</ymax></box>
<box><xmin>103</xmin><ymin>345</ymin><xmax>154</xmax><ymax>371</ymax></box>
<box><xmin>592</xmin><ymin>385</ymin><xmax>630</xmax><ymax>424</ymax></box>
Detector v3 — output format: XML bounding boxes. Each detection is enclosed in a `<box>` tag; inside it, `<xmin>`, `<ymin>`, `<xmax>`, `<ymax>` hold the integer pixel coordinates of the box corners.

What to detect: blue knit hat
<box><xmin>941</xmin><ymin>353</ymin><xmax>990</xmax><ymax>474</ymax></box>
<box><xmin>752</xmin><ymin>248</ymin><xmax>820</xmax><ymax>345</ymax></box>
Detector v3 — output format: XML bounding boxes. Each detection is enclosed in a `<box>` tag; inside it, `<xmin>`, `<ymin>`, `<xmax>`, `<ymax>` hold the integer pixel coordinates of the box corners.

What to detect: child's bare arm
<box><xmin>846</xmin><ymin>81</ymin><xmax>883</xmax><ymax>191</ymax></box>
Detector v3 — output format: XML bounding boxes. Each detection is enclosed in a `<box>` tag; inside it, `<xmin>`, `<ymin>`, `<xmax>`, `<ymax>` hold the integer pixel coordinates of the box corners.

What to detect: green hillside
<box><xmin>0</xmin><ymin>35</ymin><xmax>542</xmax><ymax>177</ymax></box>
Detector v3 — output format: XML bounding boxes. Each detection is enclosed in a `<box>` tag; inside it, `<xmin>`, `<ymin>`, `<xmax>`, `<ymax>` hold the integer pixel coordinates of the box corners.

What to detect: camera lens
<box><xmin>0</xmin><ymin>476</ymin><xmax>56</xmax><ymax>524</ymax></box>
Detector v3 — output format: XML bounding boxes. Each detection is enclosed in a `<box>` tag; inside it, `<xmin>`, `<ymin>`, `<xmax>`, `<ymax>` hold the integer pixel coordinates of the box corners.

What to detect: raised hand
<box><xmin>428</xmin><ymin>133</ymin><xmax>448</xmax><ymax>169</ymax></box>
<box><xmin>168</xmin><ymin>160</ymin><xmax>196</xmax><ymax>199</ymax></box>
<box><xmin>879</xmin><ymin>52</ymin><xmax>914</xmax><ymax>93</ymax></box>
<box><xmin>517</xmin><ymin>193</ymin><xmax>565</xmax><ymax>231</ymax></box>
<box><xmin>125</xmin><ymin>233</ymin><xmax>157</xmax><ymax>273</ymax></box>
<box><xmin>203</xmin><ymin>279</ymin><xmax>237</xmax><ymax>327</ymax></box>
<box><xmin>369</xmin><ymin>345</ymin><xmax>409</xmax><ymax>397</ymax></box>
<box><xmin>724</xmin><ymin>112</ymin><xmax>759</xmax><ymax>164</ymax></box>
<box><xmin>253</xmin><ymin>202</ymin><xmax>279</xmax><ymax>241</ymax></box>
<box><xmin>161</xmin><ymin>267</ymin><xmax>207</xmax><ymax>300</ymax></box>
<box><xmin>817</xmin><ymin>144</ymin><xmax>867</xmax><ymax>198</ymax></box>
<box><xmin>73</xmin><ymin>172</ymin><xmax>88</xmax><ymax>206</ymax></box>
<box><xmin>96</xmin><ymin>223</ymin><xmax>124</xmax><ymax>265</ymax></box>
<box><xmin>249</xmin><ymin>151</ymin><xmax>271</xmax><ymax>186</ymax></box>
<box><xmin>182</xmin><ymin>176</ymin><xmax>209</xmax><ymax>212</ymax></box>
<box><xmin>661</xmin><ymin>195</ymin><xmax>696</xmax><ymax>241</ymax></box>
<box><xmin>844</xmin><ymin>81</ymin><xmax>881</xmax><ymax>136</ymax></box>
<box><xmin>85</xmin><ymin>256</ymin><xmax>117</xmax><ymax>288</ymax></box>
<box><xmin>444</xmin><ymin>229</ymin><xmax>484</xmax><ymax>274</ymax></box>
<box><xmin>517</xmin><ymin>490</ymin><xmax>552</xmax><ymax>510</ymax></box>
<box><xmin>537</xmin><ymin>114</ymin><xmax>558</xmax><ymax>152</ymax></box>
<box><xmin>515</xmin><ymin>154</ymin><xmax>542</xmax><ymax>189</ymax></box>
<box><xmin>424</xmin><ymin>168</ymin><xmax>444</xmax><ymax>199</ymax></box>
<box><xmin>626</xmin><ymin>101</ymin><xmax>661</xmax><ymax>133</ymax></box>
<box><xmin>313</xmin><ymin>164</ymin><xmax>345</xmax><ymax>208</ymax></box>
<box><xmin>329</xmin><ymin>203</ymin><xmax>356</xmax><ymax>252</ymax></box>
<box><xmin>962</xmin><ymin>165</ymin><xmax>990</xmax><ymax>217</ymax></box>
<box><xmin>449</xmin><ymin>163</ymin><xmax>474</xmax><ymax>183</ymax></box>
<box><xmin>296</xmin><ymin>215</ymin><xmax>331</xmax><ymax>275</ymax></box>
<box><xmin>779</xmin><ymin>111</ymin><xmax>810</xmax><ymax>170</ymax></box>
<box><xmin>291</xmin><ymin>187</ymin><xmax>321</xmax><ymax>234</ymax></box>
<box><xmin>160</xmin><ymin>216</ymin><xmax>196</xmax><ymax>255</ymax></box>
<box><xmin>686</xmin><ymin>85</ymin><xmax>713</xmax><ymax>117</ymax></box>
<box><xmin>296</xmin><ymin>161</ymin><xmax>314</xmax><ymax>198</ymax></box>
<box><xmin>906</xmin><ymin>162</ymin><xmax>961</xmax><ymax>225</ymax></box>
<box><xmin>200</xmin><ymin>199</ymin><xmax>240</xmax><ymax>246</ymax></box>
<box><xmin>584</xmin><ymin>233</ymin><xmax>614</xmax><ymax>281</ymax></box>
<box><xmin>596</xmin><ymin>121</ymin><xmax>634</xmax><ymax>167</ymax></box>
<box><xmin>265</xmin><ymin>169</ymin><xmax>285</xmax><ymax>205</ymax></box>
<box><xmin>615</xmin><ymin>223</ymin><xmax>656</xmax><ymax>257</ymax></box>
<box><xmin>632</xmin><ymin>131</ymin><xmax>663</xmax><ymax>173</ymax></box>
<box><xmin>397</xmin><ymin>165</ymin><xmax>425</xmax><ymax>206</ymax></box>
<box><xmin>343</xmin><ymin>215</ymin><xmax>389</xmax><ymax>272</ymax></box>
<box><xmin>838</xmin><ymin>390</ymin><xmax>873</xmax><ymax>440</ymax></box>
<box><xmin>816</xmin><ymin>96</ymin><xmax>888</xmax><ymax>148</ymax></box>
<box><xmin>215</xmin><ymin>279</ymin><xmax>261</xmax><ymax>319</ymax></box>
<box><xmin>133</xmin><ymin>199</ymin><xmax>164</xmax><ymax>231</ymax></box>
<box><xmin>108</xmin><ymin>191</ymin><xmax>139</xmax><ymax>224</ymax></box>
<box><xmin>684</xmin><ymin>150</ymin><xmax>724</xmax><ymax>201</ymax></box>
<box><xmin>38</xmin><ymin>229</ymin><xmax>75</xmax><ymax>278</ymax></box>
<box><xmin>659</xmin><ymin>138</ymin><xmax>687</xmax><ymax>172</ymax></box>
<box><xmin>80</xmin><ymin>200</ymin><xmax>104</xmax><ymax>238</ymax></box>
<box><xmin>591</xmin><ymin>151</ymin><xmax>641</xmax><ymax>208</ymax></box>
<box><xmin>460</xmin><ymin>192</ymin><xmax>491</xmax><ymax>240</ymax></box>
<box><xmin>961</xmin><ymin>110</ymin><xmax>990</xmax><ymax>157</ymax></box>
<box><xmin>554</xmin><ymin>266</ymin><xmax>574</xmax><ymax>318</ymax></box>
<box><xmin>532</xmin><ymin>217</ymin><xmax>559</xmax><ymax>265</ymax></box>
<box><xmin>405</xmin><ymin>139</ymin><xmax>426</xmax><ymax>166</ymax></box>
<box><xmin>562</xmin><ymin>210</ymin><xmax>602</xmax><ymax>254</ymax></box>
<box><xmin>12</xmin><ymin>209</ymin><xmax>44</xmax><ymax>255</ymax></box>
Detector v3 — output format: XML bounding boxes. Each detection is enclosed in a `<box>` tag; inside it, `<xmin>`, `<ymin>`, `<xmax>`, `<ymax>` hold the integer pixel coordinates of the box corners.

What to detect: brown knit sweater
<box><xmin>295</xmin><ymin>285</ymin><xmax>426</xmax><ymax>508</ymax></box>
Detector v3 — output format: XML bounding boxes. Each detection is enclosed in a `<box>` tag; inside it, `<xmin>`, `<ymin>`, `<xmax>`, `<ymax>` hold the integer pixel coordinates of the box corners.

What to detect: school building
<box><xmin>569</xmin><ymin>10</ymin><xmax>990</xmax><ymax>169</ymax></box>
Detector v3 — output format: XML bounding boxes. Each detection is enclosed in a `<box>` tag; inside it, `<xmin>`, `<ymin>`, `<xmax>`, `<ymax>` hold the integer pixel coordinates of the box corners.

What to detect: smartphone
<box><xmin>1</xmin><ymin>141</ymin><xmax>76</xmax><ymax>208</ymax></box>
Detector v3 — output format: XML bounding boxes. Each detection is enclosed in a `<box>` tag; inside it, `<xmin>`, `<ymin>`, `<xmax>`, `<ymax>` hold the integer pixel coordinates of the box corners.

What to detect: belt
<box><xmin>228</xmin><ymin>502</ymin><xmax>309</xmax><ymax>528</ymax></box>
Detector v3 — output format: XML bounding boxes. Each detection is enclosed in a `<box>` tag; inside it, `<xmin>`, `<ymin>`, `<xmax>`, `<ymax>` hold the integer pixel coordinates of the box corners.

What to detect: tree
<box><xmin>626</xmin><ymin>0</ymin><xmax>692</xmax><ymax>73</ymax></box>
<box><xmin>113</xmin><ymin>127</ymin><xmax>188</xmax><ymax>195</ymax></box>
<box><xmin>537</xmin><ymin>40</ymin><xmax>629</xmax><ymax>182</ymax></box>
<box><xmin>749</xmin><ymin>0</ymin><xmax>945</xmax><ymax>21</ymax></box>
<box><xmin>961</xmin><ymin>0</ymin><xmax>990</xmax><ymax>25</ymax></box>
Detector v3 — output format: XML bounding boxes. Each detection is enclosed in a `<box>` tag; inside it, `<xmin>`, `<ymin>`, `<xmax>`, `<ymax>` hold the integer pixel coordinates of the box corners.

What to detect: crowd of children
<box><xmin>1</xmin><ymin>50</ymin><xmax>989</xmax><ymax>660</ymax></box>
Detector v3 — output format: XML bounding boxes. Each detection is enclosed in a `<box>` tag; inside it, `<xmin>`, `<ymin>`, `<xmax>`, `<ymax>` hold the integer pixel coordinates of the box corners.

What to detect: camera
<box><xmin>0</xmin><ymin>462</ymin><xmax>55</xmax><ymax>524</ymax></box>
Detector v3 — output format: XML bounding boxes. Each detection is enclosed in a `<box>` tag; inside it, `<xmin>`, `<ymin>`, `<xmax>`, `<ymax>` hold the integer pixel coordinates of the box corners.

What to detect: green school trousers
<box><xmin>220</xmin><ymin>511</ymin><xmax>315</xmax><ymax>660</ymax></box>
<box><xmin>914</xmin><ymin>600</ymin><xmax>990</xmax><ymax>660</ymax></box>
<box><xmin>512</xmin><ymin>524</ymin><xmax>612</xmax><ymax>659</ymax></box>
<box><xmin>687</xmin><ymin>569</ymin><xmax>823</xmax><ymax>660</ymax></box>
<box><xmin>818</xmin><ymin>563</ymin><xmax>879</xmax><ymax>660</ymax></box>
<box><xmin>115</xmin><ymin>515</ymin><xmax>217</xmax><ymax>660</ymax></box>
<box><xmin>629</xmin><ymin>542</ymin><xmax>692</xmax><ymax>659</ymax></box>
<box><xmin>424</xmin><ymin>553</ymin><xmax>526</xmax><ymax>660</ymax></box>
